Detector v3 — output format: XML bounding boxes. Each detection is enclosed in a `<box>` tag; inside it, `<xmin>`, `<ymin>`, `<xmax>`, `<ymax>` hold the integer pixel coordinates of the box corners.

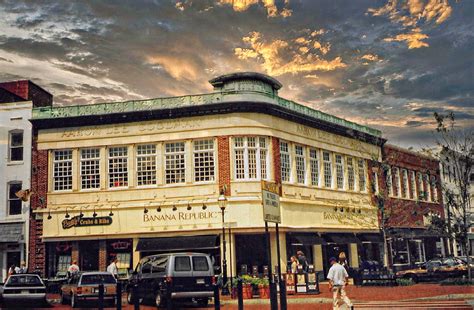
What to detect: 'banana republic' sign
<box><xmin>62</xmin><ymin>216</ymin><xmax>113</xmax><ymax>229</ymax></box>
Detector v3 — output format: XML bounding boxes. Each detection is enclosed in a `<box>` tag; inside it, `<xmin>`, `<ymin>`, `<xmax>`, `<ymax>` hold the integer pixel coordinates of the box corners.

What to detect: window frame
<box><xmin>401</xmin><ymin>169</ymin><xmax>408</xmax><ymax>199</ymax></box>
<box><xmin>280</xmin><ymin>141</ymin><xmax>291</xmax><ymax>183</ymax></box>
<box><xmin>193</xmin><ymin>139</ymin><xmax>216</xmax><ymax>183</ymax></box>
<box><xmin>294</xmin><ymin>144</ymin><xmax>306</xmax><ymax>184</ymax></box>
<box><xmin>53</xmin><ymin>149</ymin><xmax>73</xmax><ymax>192</ymax></box>
<box><xmin>136</xmin><ymin>144</ymin><xmax>158</xmax><ymax>187</ymax></box>
<box><xmin>232</xmin><ymin>137</ymin><xmax>269</xmax><ymax>181</ymax></box>
<box><xmin>108</xmin><ymin>146</ymin><xmax>129</xmax><ymax>188</ymax></box>
<box><xmin>164</xmin><ymin>141</ymin><xmax>186</xmax><ymax>185</ymax></box>
<box><xmin>309</xmin><ymin>148</ymin><xmax>320</xmax><ymax>187</ymax></box>
<box><xmin>8</xmin><ymin>130</ymin><xmax>24</xmax><ymax>162</ymax></box>
<box><xmin>357</xmin><ymin>159</ymin><xmax>366</xmax><ymax>192</ymax></box>
<box><xmin>335</xmin><ymin>154</ymin><xmax>344</xmax><ymax>190</ymax></box>
<box><xmin>410</xmin><ymin>171</ymin><xmax>417</xmax><ymax>200</ymax></box>
<box><xmin>322</xmin><ymin>151</ymin><xmax>333</xmax><ymax>188</ymax></box>
<box><xmin>347</xmin><ymin>157</ymin><xmax>355</xmax><ymax>191</ymax></box>
<box><xmin>7</xmin><ymin>181</ymin><xmax>22</xmax><ymax>216</ymax></box>
<box><xmin>80</xmin><ymin>148</ymin><xmax>101</xmax><ymax>190</ymax></box>
<box><xmin>392</xmin><ymin>167</ymin><xmax>401</xmax><ymax>197</ymax></box>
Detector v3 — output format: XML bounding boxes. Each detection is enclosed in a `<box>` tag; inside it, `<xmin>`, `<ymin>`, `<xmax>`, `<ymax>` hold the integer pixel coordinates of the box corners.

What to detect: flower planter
<box><xmin>258</xmin><ymin>285</ymin><xmax>270</xmax><ymax>298</ymax></box>
<box><xmin>242</xmin><ymin>284</ymin><xmax>253</xmax><ymax>299</ymax></box>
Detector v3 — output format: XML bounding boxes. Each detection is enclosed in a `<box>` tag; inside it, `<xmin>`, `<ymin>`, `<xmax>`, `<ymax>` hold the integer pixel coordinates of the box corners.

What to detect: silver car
<box><xmin>1</xmin><ymin>274</ymin><xmax>47</xmax><ymax>306</ymax></box>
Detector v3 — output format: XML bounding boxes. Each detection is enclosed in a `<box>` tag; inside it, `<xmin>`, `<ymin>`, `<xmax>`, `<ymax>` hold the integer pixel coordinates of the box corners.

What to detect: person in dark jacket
<box><xmin>297</xmin><ymin>250</ymin><xmax>309</xmax><ymax>272</ymax></box>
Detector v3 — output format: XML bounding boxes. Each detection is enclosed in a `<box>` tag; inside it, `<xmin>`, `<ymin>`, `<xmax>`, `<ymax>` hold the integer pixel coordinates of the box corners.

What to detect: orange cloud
<box><xmin>234</xmin><ymin>31</ymin><xmax>346</xmax><ymax>76</ymax></box>
<box><xmin>368</xmin><ymin>0</ymin><xmax>453</xmax><ymax>49</ymax></box>
<box><xmin>384</xmin><ymin>28</ymin><xmax>429</xmax><ymax>49</ymax></box>
<box><xmin>176</xmin><ymin>0</ymin><xmax>292</xmax><ymax>17</ymax></box>
<box><xmin>146</xmin><ymin>55</ymin><xmax>200</xmax><ymax>81</ymax></box>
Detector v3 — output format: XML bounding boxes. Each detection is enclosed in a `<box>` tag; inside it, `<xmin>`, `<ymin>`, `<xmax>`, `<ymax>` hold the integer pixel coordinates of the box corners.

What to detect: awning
<box><xmin>0</xmin><ymin>222</ymin><xmax>24</xmax><ymax>243</ymax></box>
<box><xmin>136</xmin><ymin>235</ymin><xmax>219</xmax><ymax>252</ymax></box>
<box><xmin>287</xmin><ymin>233</ymin><xmax>326</xmax><ymax>245</ymax></box>
<box><xmin>357</xmin><ymin>233</ymin><xmax>383</xmax><ymax>243</ymax></box>
<box><xmin>323</xmin><ymin>233</ymin><xmax>359</xmax><ymax>244</ymax></box>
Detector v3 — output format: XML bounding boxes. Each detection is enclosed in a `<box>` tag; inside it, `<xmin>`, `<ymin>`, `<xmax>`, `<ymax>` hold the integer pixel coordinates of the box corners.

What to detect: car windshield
<box><xmin>80</xmin><ymin>274</ymin><xmax>116</xmax><ymax>285</ymax></box>
<box><xmin>6</xmin><ymin>275</ymin><xmax>43</xmax><ymax>287</ymax></box>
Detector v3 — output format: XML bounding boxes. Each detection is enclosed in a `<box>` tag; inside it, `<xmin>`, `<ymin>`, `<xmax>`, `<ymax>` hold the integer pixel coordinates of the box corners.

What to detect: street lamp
<box><xmin>218</xmin><ymin>189</ymin><xmax>229</xmax><ymax>295</ymax></box>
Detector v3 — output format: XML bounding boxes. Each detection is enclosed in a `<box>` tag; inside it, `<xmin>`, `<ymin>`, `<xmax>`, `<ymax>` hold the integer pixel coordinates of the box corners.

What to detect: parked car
<box><xmin>1</xmin><ymin>273</ymin><xmax>47</xmax><ymax>306</ymax></box>
<box><xmin>456</xmin><ymin>256</ymin><xmax>474</xmax><ymax>268</ymax></box>
<box><xmin>127</xmin><ymin>252</ymin><xmax>215</xmax><ymax>307</ymax></box>
<box><xmin>60</xmin><ymin>271</ymin><xmax>117</xmax><ymax>308</ymax></box>
<box><xmin>395</xmin><ymin>257</ymin><xmax>467</xmax><ymax>282</ymax></box>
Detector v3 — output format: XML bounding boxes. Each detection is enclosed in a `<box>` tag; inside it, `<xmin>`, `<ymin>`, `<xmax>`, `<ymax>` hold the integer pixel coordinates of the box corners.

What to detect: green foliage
<box><xmin>396</xmin><ymin>278</ymin><xmax>414</xmax><ymax>286</ymax></box>
<box><xmin>240</xmin><ymin>275</ymin><xmax>254</xmax><ymax>285</ymax></box>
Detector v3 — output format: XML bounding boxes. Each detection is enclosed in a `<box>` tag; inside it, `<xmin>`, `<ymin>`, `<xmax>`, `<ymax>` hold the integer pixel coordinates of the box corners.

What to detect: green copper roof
<box><xmin>32</xmin><ymin>72</ymin><xmax>381</xmax><ymax>138</ymax></box>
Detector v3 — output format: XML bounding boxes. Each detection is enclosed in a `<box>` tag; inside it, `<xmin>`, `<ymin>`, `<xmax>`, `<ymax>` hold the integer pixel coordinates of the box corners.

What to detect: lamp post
<box><xmin>218</xmin><ymin>191</ymin><xmax>229</xmax><ymax>295</ymax></box>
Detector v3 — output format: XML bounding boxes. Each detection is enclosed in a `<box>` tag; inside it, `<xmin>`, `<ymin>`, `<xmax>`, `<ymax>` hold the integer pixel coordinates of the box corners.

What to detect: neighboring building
<box><xmin>438</xmin><ymin>148</ymin><xmax>474</xmax><ymax>256</ymax></box>
<box><xmin>28</xmin><ymin>72</ymin><xmax>385</xmax><ymax>278</ymax></box>
<box><xmin>372</xmin><ymin>144</ymin><xmax>445</xmax><ymax>270</ymax></box>
<box><xmin>0</xmin><ymin>80</ymin><xmax>52</xmax><ymax>280</ymax></box>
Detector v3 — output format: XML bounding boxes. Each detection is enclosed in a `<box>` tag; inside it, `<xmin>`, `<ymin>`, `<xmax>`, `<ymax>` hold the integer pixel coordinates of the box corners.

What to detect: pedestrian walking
<box><xmin>296</xmin><ymin>250</ymin><xmax>309</xmax><ymax>272</ymax></box>
<box><xmin>16</xmin><ymin>261</ymin><xmax>27</xmax><ymax>273</ymax></box>
<box><xmin>107</xmin><ymin>257</ymin><xmax>119</xmax><ymax>278</ymax></box>
<box><xmin>338</xmin><ymin>252</ymin><xmax>349</xmax><ymax>270</ymax></box>
<box><xmin>327</xmin><ymin>257</ymin><xmax>352</xmax><ymax>310</ymax></box>
<box><xmin>290</xmin><ymin>256</ymin><xmax>298</xmax><ymax>274</ymax></box>
<box><xmin>8</xmin><ymin>264</ymin><xmax>16</xmax><ymax>277</ymax></box>
<box><xmin>67</xmin><ymin>260</ymin><xmax>80</xmax><ymax>276</ymax></box>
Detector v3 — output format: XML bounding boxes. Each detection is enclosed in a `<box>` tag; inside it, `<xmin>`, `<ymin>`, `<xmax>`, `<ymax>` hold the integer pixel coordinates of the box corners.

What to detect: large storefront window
<box><xmin>409</xmin><ymin>239</ymin><xmax>425</xmax><ymax>265</ymax></box>
<box><xmin>235</xmin><ymin>234</ymin><xmax>268</xmax><ymax>275</ymax></box>
<box><xmin>107</xmin><ymin>239</ymin><xmax>133</xmax><ymax>275</ymax></box>
<box><xmin>47</xmin><ymin>242</ymin><xmax>72</xmax><ymax>277</ymax></box>
<box><xmin>390</xmin><ymin>238</ymin><xmax>409</xmax><ymax>265</ymax></box>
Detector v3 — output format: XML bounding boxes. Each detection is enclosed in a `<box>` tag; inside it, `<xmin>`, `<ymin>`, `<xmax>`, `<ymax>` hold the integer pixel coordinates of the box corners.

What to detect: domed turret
<box><xmin>209</xmin><ymin>72</ymin><xmax>282</xmax><ymax>96</ymax></box>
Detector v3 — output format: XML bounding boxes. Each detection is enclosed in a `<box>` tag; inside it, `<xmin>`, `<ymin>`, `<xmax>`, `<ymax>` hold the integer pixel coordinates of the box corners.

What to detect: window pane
<box><xmin>175</xmin><ymin>256</ymin><xmax>191</xmax><ymax>271</ymax></box>
<box><xmin>309</xmin><ymin>149</ymin><xmax>319</xmax><ymax>186</ymax></box>
<box><xmin>194</xmin><ymin>140</ymin><xmax>215</xmax><ymax>182</ymax></box>
<box><xmin>401</xmin><ymin>169</ymin><xmax>408</xmax><ymax>198</ymax></box>
<box><xmin>323</xmin><ymin>151</ymin><xmax>332</xmax><ymax>188</ymax></box>
<box><xmin>165</xmin><ymin>142</ymin><xmax>185</xmax><ymax>184</ymax></box>
<box><xmin>280</xmin><ymin>142</ymin><xmax>291</xmax><ymax>182</ymax></box>
<box><xmin>108</xmin><ymin>147</ymin><xmax>128</xmax><ymax>187</ymax></box>
<box><xmin>8</xmin><ymin>183</ymin><xmax>22</xmax><ymax>215</ymax></box>
<box><xmin>10</xmin><ymin>147</ymin><xmax>23</xmax><ymax>161</ymax></box>
<box><xmin>53</xmin><ymin>150</ymin><xmax>73</xmax><ymax>191</ymax></box>
<box><xmin>358</xmin><ymin>159</ymin><xmax>366</xmax><ymax>192</ymax></box>
<box><xmin>192</xmin><ymin>256</ymin><xmax>209</xmax><ymax>271</ymax></box>
<box><xmin>80</xmin><ymin>149</ymin><xmax>100</xmax><ymax>189</ymax></box>
<box><xmin>295</xmin><ymin>145</ymin><xmax>305</xmax><ymax>184</ymax></box>
<box><xmin>392</xmin><ymin>168</ymin><xmax>400</xmax><ymax>196</ymax></box>
<box><xmin>347</xmin><ymin>157</ymin><xmax>355</xmax><ymax>191</ymax></box>
<box><xmin>10</xmin><ymin>132</ymin><xmax>23</xmax><ymax>147</ymax></box>
<box><xmin>335</xmin><ymin>154</ymin><xmax>344</xmax><ymax>189</ymax></box>
<box><xmin>137</xmin><ymin>145</ymin><xmax>157</xmax><ymax>186</ymax></box>
<box><xmin>234</xmin><ymin>149</ymin><xmax>245</xmax><ymax>179</ymax></box>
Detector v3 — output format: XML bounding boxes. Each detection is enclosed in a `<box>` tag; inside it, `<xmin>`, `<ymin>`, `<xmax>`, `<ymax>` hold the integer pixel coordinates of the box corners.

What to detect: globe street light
<box><xmin>218</xmin><ymin>190</ymin><xmax>229</xmax><ymax>295</ymax></box>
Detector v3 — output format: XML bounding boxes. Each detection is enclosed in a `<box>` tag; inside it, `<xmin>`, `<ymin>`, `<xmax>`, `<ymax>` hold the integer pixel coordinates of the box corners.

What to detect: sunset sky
<box><xmin>0</xmin><ymin>0</ymin><xmax>472</xmax><ymax>148</ymax></box>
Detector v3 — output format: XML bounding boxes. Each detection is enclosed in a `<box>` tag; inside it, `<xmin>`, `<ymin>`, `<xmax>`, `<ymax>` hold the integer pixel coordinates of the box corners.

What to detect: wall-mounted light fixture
<box><xmin>93</xmin><ymin>207</ymin><xmax>98</xmax><ymax>217</ymax></box>
<box><xmin>65</xmin><ymin>208</ymin><xmax>70</xmax><ymax>219</ymax></box>
<box><xmin>202</xmin><ymin>204</ymin><xmax>207</xmax><ymax>210</ymax></box>
<box><xmin>187</xmin><ymin>204</ymin><xmax>192</xmax><ymax>211</ymax></box>
<box><xmin>109</xmin><ymin>205</ymin><xmax>114</xmax><ymax>217</ymax></box>
<box><xmin>47</xmin><ymin>209</ymin><xmax>52</xmax><ymax>220</ymax></box>
<box><xmin>172</xmin><ymin>205</ymin><xmax>177</xmax><ymax>211</ymax></box>
<box><xmin>144</xmin><ymin>207</ymin><xmax>149</xmax><ymax>214</ymax></box>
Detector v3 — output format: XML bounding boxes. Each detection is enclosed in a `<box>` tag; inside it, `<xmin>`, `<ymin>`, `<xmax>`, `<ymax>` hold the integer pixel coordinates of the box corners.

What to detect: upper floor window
<box><xmin>280</xmin><ymin>141</ymin><xmax>291</xmax><ymax>182</ymax></box>
<box><xmin>108</xmin><ymin>147</ymin><xmax>128</xmax><ymax>188</ymax></box>
<box><xmin>9</xmin><ymin>130</ymin><xmax>23</xmax><ymax>161</ymax></box>
<box><xmin>417</xmin><ymin>172</ymin><xmax>424</xmax><ymax>200</ymax></box>
<box><xmin>431</xmin><ymin>176</ymin><xmax>438</xmax><ymax>202</ymax></box>
<box><xmin>424</xmin><ymin>174</ymin><xmax>431</xmax><ymax>202</ymax></box>
<box><xmin>53</xmin><ymin>150</ymin><xmax>73</xmax><ymax>191</ymax></box>
<box><xmin>7</xmin><ymin>181</ymin><xmax>22</xmax><ymax>216</ymax></box>
<box><xmin>295</xmin><ymin>145</ymin><xmax>306</xmax><ymax>184</ymax></box>
<box><xmin>136</xmin><ymin>145</ymin><xmax>157</xmax><ymax>186</ymax></box>
<box><xmin>335</xmin><ymin>154</ymin><xmax>344</xmax><ymax>189</ymax></box>
<box><xmin>309</xmin><ymin>148</ymin><xmax>320</xmax><ymax>186</ymax></box>
<box><xmin>323</xmin><ymin>151</ymin><xmax>332</xmax><ymax>188</ymax></box>
<box><xmin>194</xmin><ymin>139</ymin><xmax>215</xmax><ymax>182</ymax></box>
<box><xmin>165</xmin><ymin>142</ymin><xmax>186</xmax><ymax>184</ymax></box>
<box><xmin>371</xmin><ymin>171</ymin><xmax>379</xmax><ymax>194</ymax></box>
<box><xmin>386</xmin><ymin>167</ymin><xmax>393</xmax><ymax>196</ymax></box>
<box><xmin>392</xmin><ymin>167</ymin><xmax>400</xmax><ymax>197</ymax></box>
<box><xmin>80</xmin><ymin>148</ymin><xmax>100</xmax><ymax>190</ymax></box>
<box><xmin>347</xmin><ymin>157</ymin><xmax>355</xmax><ymax>191</ymax></box>
<box><xmin>401</xmin><ymin>169</ymin><xmax>408</xmax><ymax>199</ymax></box>
<box><xmin>410</xmin><ymin>171</ymin><xmax>417</xmax><ymax>199</ymax></box>
<box><xmin>234</xmin><ymin>137</ymin><xmax>268</xmax><ymax>181</ymax></box>
<box><xmin>358</xmin><ymin>159</ymin><xmax>366</xmax><ymax>192</ymax></box>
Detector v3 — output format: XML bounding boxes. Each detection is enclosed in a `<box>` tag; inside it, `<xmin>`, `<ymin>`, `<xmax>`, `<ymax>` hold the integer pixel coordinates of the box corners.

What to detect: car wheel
<box><xmin>155</xmin><ymin>292</ymin><xmax>165</xmax><ymax>308</ymax></box>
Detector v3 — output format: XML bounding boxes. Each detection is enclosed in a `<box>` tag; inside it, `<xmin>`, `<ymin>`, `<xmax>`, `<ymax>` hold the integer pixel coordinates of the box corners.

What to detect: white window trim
<box><xmin>335</xmin><ymin>154</ymin><xmax>345</xmax><ymax>190</ymax></box>
<box><xmin>53</xmin><ymin>149</ymin><xmax>73</xmax><ymax>192</ymax></box>
<box><xmin>8</xmin><ymin>129</ymin><xmax>24</xmax><ymax>163</ymax></box>
<box><xmin>79</xmin><ymin>148</ymin><xmax>101</xmax><ymax>191</ymax></box>
<box><xmin>136</xmin><ymin>144</ymin><xmax>159</xmax><ymax>188</ymax></box>
<box><xmin>401</xmin><ymin>169</ymin><xmax>408</xmax><ymax>199</ymax></box>
<box><xmin>295</xmin><ymin>144</ymin><xmax>306</xmax><ymax>185</ymax></box>
<box><xmin>7</xmin><ymin>181</ymin><xmax>23</xmax><ymax>217</ymax></box>
<box><xmin>193</xmin><ymin>139</ymin><xmax>216</xmax><ymax>183</ymax></box>
<box><xmin>233</xmin><ymin>137</ymin><xmax>269</xmax><ymax>181</ymax></box>
<box><xmin>164</xmin><ymin>141</ymin><xmax>187</xmax><ymax>185</ymax></box>
<box><xmin>280</xmin><ymin>140</ymin><xmax>292</xmax><ymax>183</ymax></box>
<box><xmin>309</xmin><ymin>148</ymin><xmax>320</xmax><ymax>187</ymax></box>
<box><xmin>107</xmin><ymin>146</ymin><xmax>129</xmax><ymax>189</ymax></box>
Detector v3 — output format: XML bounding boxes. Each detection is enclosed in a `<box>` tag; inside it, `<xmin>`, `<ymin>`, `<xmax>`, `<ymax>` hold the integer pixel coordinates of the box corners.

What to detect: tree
<box><xmin>432</xmin><ymin>112</ymin><xmax>473</xmax><ymax>281</ymax></box>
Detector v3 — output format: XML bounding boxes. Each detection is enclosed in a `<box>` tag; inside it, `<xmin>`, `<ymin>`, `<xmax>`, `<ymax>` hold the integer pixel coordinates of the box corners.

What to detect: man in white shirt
<box><xmin>107</xmin><ymin>257</ymin><xmax>118</xmax><ymax>278</ymax></box>
<box><xmin>68</xmin><ymin>260</ymin><xmax>80</xmax><ymax>276</ymax></box>
<box><xmin>327</xmin><ymin>257</ymin><xmax>352</xmax><ymax>310</ymax></box>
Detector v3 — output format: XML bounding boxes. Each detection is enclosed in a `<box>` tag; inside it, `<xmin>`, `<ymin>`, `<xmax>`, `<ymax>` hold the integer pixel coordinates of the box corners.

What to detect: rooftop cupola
<box><xmin>209</xmin><ymin>72</ymin><xmax>282</xmax><ymax>96</ymax></box>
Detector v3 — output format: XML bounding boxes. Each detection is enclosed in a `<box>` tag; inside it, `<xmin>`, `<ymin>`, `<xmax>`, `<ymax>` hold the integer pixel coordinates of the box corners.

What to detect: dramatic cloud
<box><xmin>0</xmin><ymin>0</ymin><xmax>472</xmax><ymax>149</ymax></box>
<box><xmin>234</xmin><ymin>31</ymin><xmax>346</xmax><ymax>76</ymax></box>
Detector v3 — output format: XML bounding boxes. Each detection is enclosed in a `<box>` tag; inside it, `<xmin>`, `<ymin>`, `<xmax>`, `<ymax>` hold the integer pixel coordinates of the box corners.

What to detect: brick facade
<box><xmin>29</xmin><ymin>129</ymin><xmax>48</xmax><ymax>275</ymax></box>
<box><xmin>0</xmin><ymin>80</ymin><xmax>52</xmax><ymax>107</ymax></box>
<box><xmin>271</xmin><ymin>137</ymin><xmax>282</xmax><ymax>193</ymax></box>
<box><xmin>217</xmin><ymin>136</ymin><xmax>231</xmax><ymax>196</ymax></box>
<box><xmin>99</xmin><ymin>240</ymin><xmax>107</xmax><ymax>271</ymax></box>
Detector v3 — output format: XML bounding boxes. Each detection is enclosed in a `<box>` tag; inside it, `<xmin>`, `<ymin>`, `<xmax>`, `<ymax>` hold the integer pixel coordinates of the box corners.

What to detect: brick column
<box><xmin>99</xmin><ymin>240</ymin><xmax>107</xmax><ymax>271</ymax></box>
<box><xmin>271</xmin><ymin>137</ymin><xmax>282</xmax><ymax>193</ymax></box>
<box><xmin>217</xmin><ymin>136</ymin><xmax>231</xmax><ymax>195</ymax></box>
<box><xmin>29</xmin><ymin>129</ymin><xmax>47</xmax><ymax>276</ymax></box>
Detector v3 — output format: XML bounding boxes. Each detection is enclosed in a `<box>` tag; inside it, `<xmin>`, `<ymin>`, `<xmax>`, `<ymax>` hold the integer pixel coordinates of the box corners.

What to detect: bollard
<box><xmin>237</xmin><ymin>278</ymin><xmax>243</xmax><ymax>310</ymax></box>
<box><xmin>116</xmin><ymin>281</ymin><xmax>122</xmax><ymax>310</ymax></box>
<box><xmin>98</xmin><ymin>283</ymin><xmax>104</xmax><ymax>310</ymax></box>
<box><xmin>213</xmin><ymin>283</ymin><xmax>221</xmax><ymax>310</ymax></box>
<box><xmin>280</xmin><ymin>279</ymin><xmax>287</xmax><ymax>310</ymax></box>
<box><xmin>133</xmin><ymin>284</ymin><xmax>139</xmax><ymax>310</ymax></box>
<box><xmin>270</xmin><ymin>281</ymin><xmax>278</xmax><ymax>310</ymax></box>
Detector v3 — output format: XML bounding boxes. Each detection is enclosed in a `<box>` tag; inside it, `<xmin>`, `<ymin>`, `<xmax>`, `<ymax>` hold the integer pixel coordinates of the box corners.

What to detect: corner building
<box><xmin>29</xmin><ymin>72</ymin><xmax>385</xmax><ymax>278</ymax></box>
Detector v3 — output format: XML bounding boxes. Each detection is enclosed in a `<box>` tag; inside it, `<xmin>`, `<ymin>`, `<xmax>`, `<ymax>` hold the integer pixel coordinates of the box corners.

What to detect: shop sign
<box><xmin>62</xmin><ymin>215</ymin><xmax>113</xmax><ymax>229</ymax></box>
<box><xmin>261</xmin><ymin>181</ymin><xmax>281</xmax><ymax>223</ymax></box>
<box><xmin>110</xmin><ymin>240</ymin><xmax>131</xmax><ymax>250</ymax></box>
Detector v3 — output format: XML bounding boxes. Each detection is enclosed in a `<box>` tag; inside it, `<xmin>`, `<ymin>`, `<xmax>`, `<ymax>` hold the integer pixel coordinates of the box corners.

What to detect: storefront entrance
<box><xmin>235</xmin><ymin>234</ymin><xmax>268</xmax><ymax>275</ymax></box>
<box><xmin>79</xmin><ymin>241</ymin><xmax>99</xmax><ymax>271</ymax></box>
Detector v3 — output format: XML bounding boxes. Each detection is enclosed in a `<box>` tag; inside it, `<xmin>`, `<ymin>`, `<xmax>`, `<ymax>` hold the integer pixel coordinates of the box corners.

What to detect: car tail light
<box><xmin>77</xmin><ymin>287</ymin><xmax>82</xmax><ymax>295</ymax></box>
<box><xmin>166</xmin><ymin>276</ymin><xmax>173</xmax><ymax>284</ymax></box>
<box><xmin>211</xmin><ymin>276</ymin><xmax>216</xmax><ymax>285</ymax></box>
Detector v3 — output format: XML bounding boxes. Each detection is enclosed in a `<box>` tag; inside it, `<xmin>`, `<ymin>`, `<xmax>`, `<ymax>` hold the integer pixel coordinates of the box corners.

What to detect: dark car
<box><xmin>1</xmin><ymin>273</ymin><xmax>47</xmax><ymax>306</ymax></box>
<box><xmin>395</xmin><ymin>257</ymin><xmax>467</xmax><ymax>282</ymax></box>
<box><xmin>127</xmin><ymin>253</ymin><xmax>215</xmax><ymax>307</ymax></box>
